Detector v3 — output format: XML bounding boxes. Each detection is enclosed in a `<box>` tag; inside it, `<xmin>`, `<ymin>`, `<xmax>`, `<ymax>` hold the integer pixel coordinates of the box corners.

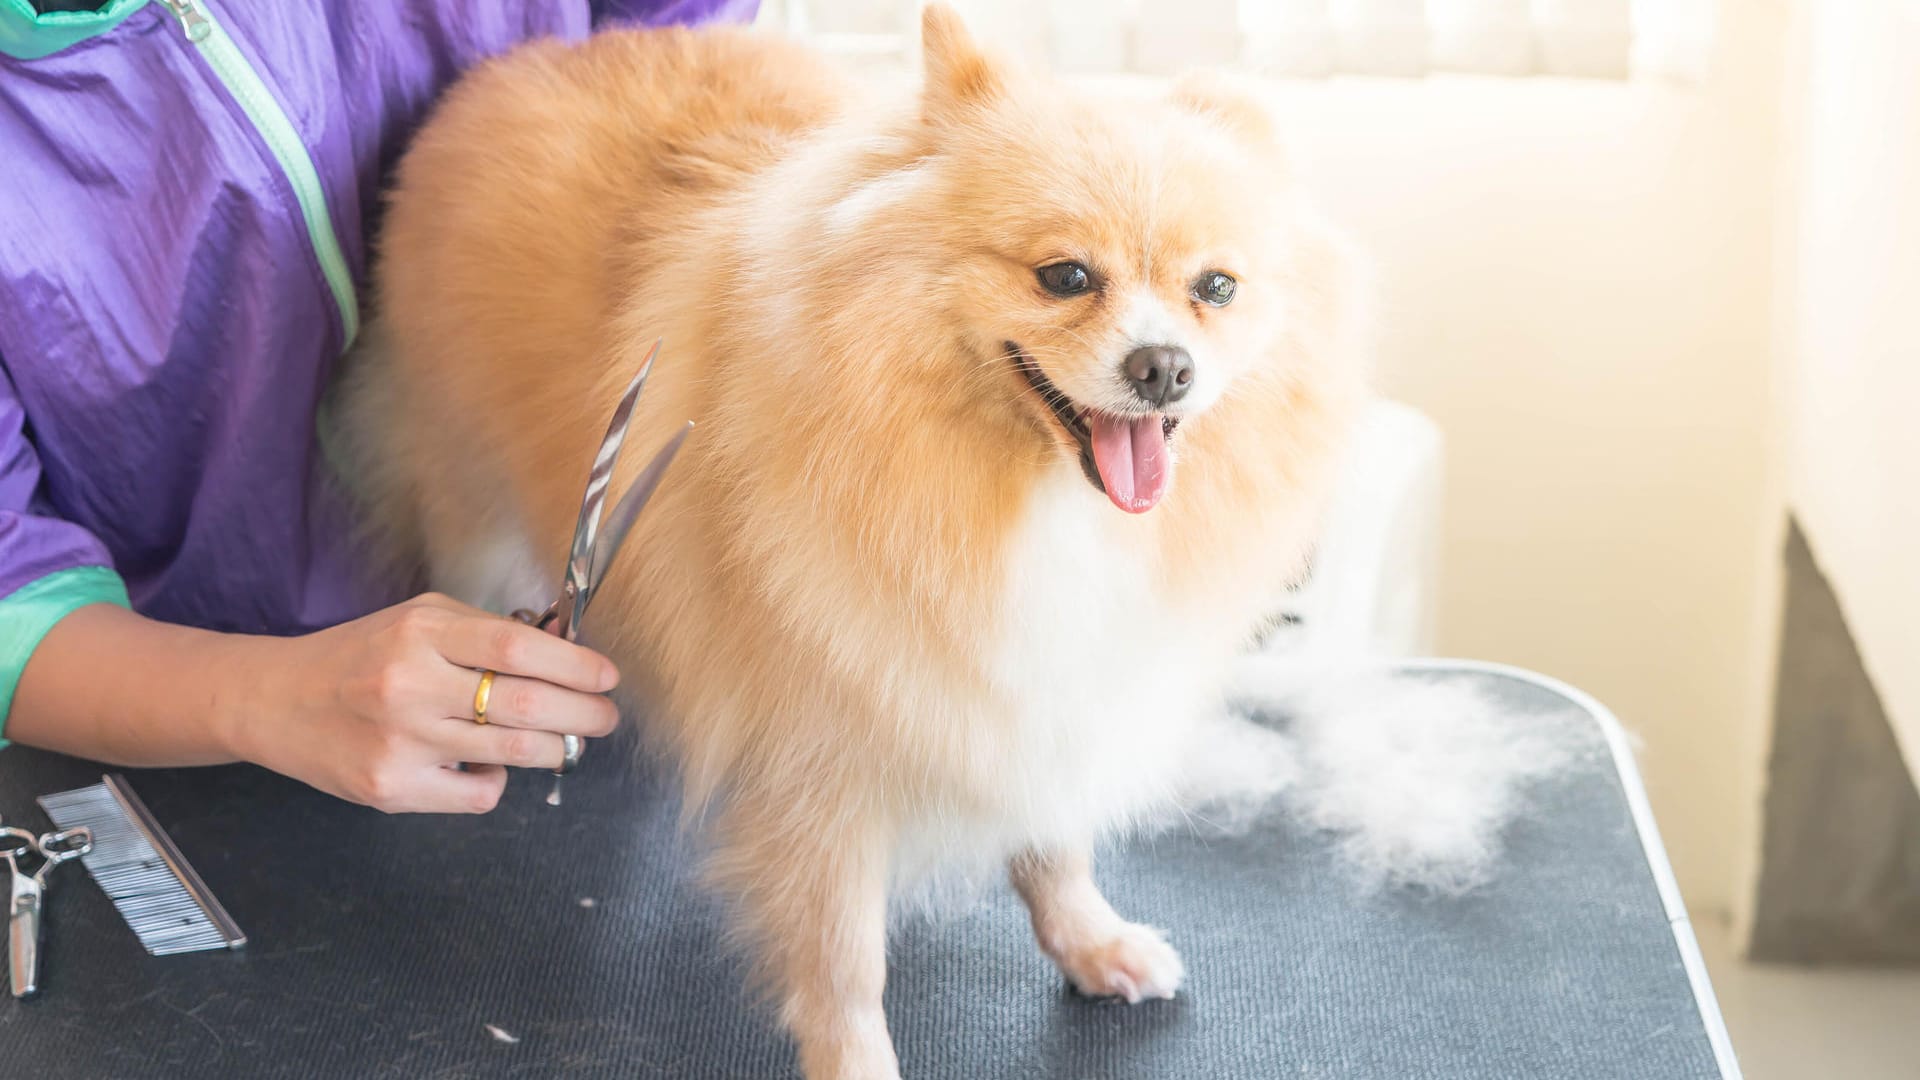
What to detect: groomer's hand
<box><xmin>244</xmin><ymin>593</ymin><xmax>620</xmax><ymax>814</ymax></box>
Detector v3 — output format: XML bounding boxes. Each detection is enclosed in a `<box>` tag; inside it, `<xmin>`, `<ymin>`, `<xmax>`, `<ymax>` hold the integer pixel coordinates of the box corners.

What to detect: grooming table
<box><xmin>0</xmin><ymin>661</ymin><xmax>1739</xmax><ymax>1078</ymax></box>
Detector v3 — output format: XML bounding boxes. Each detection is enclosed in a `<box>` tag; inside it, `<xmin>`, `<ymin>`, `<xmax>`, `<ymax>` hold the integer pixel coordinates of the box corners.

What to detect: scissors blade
<box><xmin>563</xmin><ymin>338</ymin><xmax>663</xmax><ymax>626</ymax></box>
<box><xmin>579</xmin><ymin>420</ymin><xmax>693</xmax><ymax>620</ymax></box>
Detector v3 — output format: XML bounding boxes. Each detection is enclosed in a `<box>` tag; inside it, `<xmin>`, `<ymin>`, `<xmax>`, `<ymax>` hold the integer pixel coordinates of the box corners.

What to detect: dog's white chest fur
<box><xmin>963</xmin><ymin>466</ymin><xmax>1226</xmax><ymax>853</ymax></box>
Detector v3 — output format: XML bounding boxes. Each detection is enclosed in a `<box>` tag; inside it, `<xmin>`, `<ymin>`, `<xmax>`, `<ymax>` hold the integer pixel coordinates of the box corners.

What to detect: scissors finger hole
<box><xmin>38</xmin><ymin>828</ymin><xmax>93</xmax><ymax>859</ymax></box>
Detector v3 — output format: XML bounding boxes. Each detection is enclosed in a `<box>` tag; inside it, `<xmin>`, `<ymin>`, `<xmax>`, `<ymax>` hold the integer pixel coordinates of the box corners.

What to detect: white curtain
<box><xmin>762</xmin><ymin>0</ymin><xmax>1718</xmax><ymax>82</ymax></box>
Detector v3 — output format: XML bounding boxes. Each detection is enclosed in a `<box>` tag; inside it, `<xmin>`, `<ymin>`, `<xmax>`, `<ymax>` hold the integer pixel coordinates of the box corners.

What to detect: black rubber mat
<box><xmin>0</xmin><ymin>665</ymin><xmax>1726</xmax><ymax>1078</ymax></box>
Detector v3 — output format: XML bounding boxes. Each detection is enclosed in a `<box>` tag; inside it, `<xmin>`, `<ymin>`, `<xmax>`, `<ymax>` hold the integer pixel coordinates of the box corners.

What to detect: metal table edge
<box><xmin>1394</xmin><ymin>657</ymin><xmax>1745</xmax><ymax>1080</ymax></box>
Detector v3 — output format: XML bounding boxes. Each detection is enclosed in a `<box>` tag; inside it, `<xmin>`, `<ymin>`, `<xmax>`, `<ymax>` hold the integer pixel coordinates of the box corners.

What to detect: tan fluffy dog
<box><xmin>348</xmin><ymin>7</ymin><xmax>1366</xmax><ymax>1076</ymax></box>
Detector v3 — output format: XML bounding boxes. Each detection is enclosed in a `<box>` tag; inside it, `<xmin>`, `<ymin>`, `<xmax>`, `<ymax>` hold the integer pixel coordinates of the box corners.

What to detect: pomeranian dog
<box><xmin>348</xmin><ymin>5</ymin><xmax>1366</xmax><ymax>1076</ymax></box>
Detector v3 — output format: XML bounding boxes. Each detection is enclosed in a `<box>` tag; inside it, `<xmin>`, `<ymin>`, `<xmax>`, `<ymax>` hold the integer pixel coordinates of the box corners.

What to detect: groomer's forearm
<box><xmin>8</xmin><ymin>604</ymin><xmax>275</xmax><ymax>766</ymax></box>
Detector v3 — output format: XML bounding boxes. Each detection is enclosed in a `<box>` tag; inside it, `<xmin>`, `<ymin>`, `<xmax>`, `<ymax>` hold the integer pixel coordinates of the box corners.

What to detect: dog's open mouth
<box><xmin>1008</xmin><ymin>343</ymin><xmax>1180</xmax><ymax>514</ymax></box>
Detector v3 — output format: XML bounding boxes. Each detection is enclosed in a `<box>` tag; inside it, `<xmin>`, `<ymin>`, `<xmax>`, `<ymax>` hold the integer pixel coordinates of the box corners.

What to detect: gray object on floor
<box><xmin>0</xmin><ymin>661</ymin><xmax>1737</xmax><ymax>1078</ymax></box>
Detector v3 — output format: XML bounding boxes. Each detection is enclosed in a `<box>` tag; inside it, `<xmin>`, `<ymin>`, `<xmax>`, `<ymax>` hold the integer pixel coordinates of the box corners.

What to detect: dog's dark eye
<box><xmin>1193</xmin><ymin>272</ymin><xmax>1237</xmax><ymax>307</ymax></box>
<box><xmin>1037</xmin><ymin>262</ymin><xmax>1092</xmax><ymax>297</ymax></box>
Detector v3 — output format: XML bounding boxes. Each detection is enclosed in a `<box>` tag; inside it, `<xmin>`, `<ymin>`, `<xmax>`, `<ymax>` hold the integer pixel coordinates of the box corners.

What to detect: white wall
<box><xmin>1250</xmin><ymin>2</ymin><xmax>1790</xmax><ymax>914</ymax></box>
<box><xmin>1262</xmin><ymin>0</ymin><xmax>1920</xmax><ymax>938</ymax></box>
<box><xmin>1778</xmin><ymin>1</ymin><xmax>1920</xmax><ymax>778</ymax></box>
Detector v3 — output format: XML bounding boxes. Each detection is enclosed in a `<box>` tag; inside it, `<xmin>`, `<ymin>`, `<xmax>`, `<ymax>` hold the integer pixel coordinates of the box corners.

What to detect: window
<box><xmin>758</xmin><ymin>0</ymin><xmax>1717</xmax><ymax>82</ymax></box>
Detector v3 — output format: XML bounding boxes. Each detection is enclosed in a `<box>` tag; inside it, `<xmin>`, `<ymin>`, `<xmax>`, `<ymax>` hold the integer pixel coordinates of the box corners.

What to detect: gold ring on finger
<box><xmin>473</xmin><ymin>669</ymin><xmax>497</xmax><ymax>725</ymax></box>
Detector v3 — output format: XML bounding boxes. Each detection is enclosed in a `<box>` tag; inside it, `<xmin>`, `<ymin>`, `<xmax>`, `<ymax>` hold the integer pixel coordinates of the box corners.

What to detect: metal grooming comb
<box><xmin>37</xmin><ymin>775</ymin><xmax>245</xmax><ymax>955</ymax></box>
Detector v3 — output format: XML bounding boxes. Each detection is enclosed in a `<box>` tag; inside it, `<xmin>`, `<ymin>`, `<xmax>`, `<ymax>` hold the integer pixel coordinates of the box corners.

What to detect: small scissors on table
<box><xmin>509</xmin><ymin>338</ymin><xmax>691</xmax><ymax>805</ymax></box>
<box><xmin>3</xmin><ymin>818</ymin><xmax>92</xmax><ymax>998</ymax></box>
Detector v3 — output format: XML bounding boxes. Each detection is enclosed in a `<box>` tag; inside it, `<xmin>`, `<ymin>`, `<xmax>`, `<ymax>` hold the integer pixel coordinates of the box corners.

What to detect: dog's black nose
<box><xmin>1123</xmin><ymin>345</ymin><xmax>1194</xmax><ymax>407</ymax></box>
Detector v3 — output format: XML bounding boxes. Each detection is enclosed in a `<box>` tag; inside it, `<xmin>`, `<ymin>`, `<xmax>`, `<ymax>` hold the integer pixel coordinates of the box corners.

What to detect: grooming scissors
<box><xmin>513</xmin><ymin>338</ymin><xmax>692</xmax><ymax>805</ymax></box>
<box><xmin>3</xmin><ymin>818</ymin><xmax>93</xmax><ymax>998</ymax></box>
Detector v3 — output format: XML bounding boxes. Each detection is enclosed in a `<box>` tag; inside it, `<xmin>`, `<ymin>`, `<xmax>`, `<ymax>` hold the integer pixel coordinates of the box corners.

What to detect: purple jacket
<box><xmin>0</xmin><ymin>0</ymin><xmax>756</xmax><ymax>741</ymax></box>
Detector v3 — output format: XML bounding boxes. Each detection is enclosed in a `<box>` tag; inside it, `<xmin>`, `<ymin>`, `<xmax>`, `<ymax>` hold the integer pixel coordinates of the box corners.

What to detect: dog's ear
<box><xmin>1171</xmin><ymin>72</ymin><xmax>1281</xmax><ymax>148</ymax></box>
<box><xmin>919</xmin><ymin>3</ymin><xmax>1004</xmax><ymax>123</ymax></box>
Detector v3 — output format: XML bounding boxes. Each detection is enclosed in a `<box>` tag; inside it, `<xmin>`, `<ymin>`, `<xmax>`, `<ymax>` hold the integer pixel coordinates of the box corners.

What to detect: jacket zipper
<box><xmin>155</xmin><ymin>0</ymin><xmax>361</xmax><ymax>349</ymax></box>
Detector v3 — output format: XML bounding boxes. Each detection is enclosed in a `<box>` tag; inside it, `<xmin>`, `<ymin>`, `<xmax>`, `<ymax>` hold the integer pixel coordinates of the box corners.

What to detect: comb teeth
<box><xmin>37</xmin><ymin>775</ymin><xmax>245</xmax><ymax>956</ymax></box>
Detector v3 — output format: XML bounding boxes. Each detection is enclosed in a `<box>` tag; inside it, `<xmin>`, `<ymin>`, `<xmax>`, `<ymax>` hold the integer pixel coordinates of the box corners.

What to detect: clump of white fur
<box><xmin>1176</xmin><ymin>655</ymin><xmax>1599</xmax><ymax>896</ymax></box>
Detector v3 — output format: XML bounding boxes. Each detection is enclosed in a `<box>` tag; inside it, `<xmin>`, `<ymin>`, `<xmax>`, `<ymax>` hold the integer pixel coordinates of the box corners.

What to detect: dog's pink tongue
<box><xmin>1089</xmin><ymin>413</ymin><xmax>1170</xmax><ymax>513</ymax></box>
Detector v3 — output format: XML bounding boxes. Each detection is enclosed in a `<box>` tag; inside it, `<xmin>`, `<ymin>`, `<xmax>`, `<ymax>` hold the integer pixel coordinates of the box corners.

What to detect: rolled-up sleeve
<box><xmin>0</xmin><ymin>361</ymin><xmax>129</xmax><ymax>746</ymax></box>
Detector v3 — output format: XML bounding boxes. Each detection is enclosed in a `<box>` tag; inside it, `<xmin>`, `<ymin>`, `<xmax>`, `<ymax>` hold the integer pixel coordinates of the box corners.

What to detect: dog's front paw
<box><xmin>1048</xmin><ymin>921</ymin><xmax>1185</xmax><ymax>1004</ymax></box>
